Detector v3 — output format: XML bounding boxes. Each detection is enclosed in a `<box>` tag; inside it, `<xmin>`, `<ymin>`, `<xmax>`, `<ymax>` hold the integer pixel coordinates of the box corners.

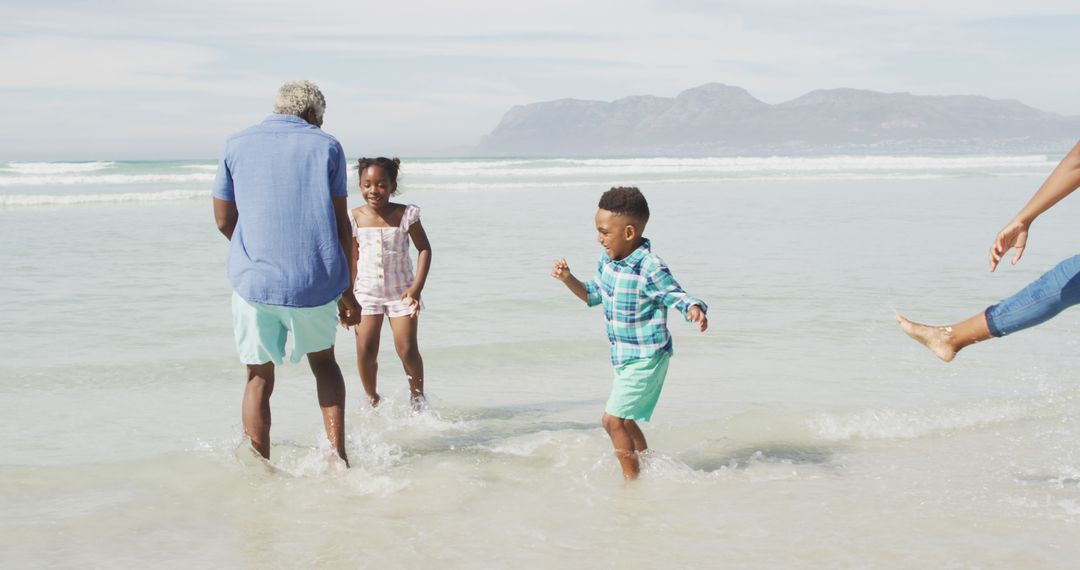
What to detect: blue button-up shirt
<box><xmin>212</xmin><ymin>114</ymin><xmax>349</xmax><ymax>307</ymax></box>
<box><xmin>583</xmin><ymin>239</ymin><xmax>708</xmax><ymax>365</ymax></box>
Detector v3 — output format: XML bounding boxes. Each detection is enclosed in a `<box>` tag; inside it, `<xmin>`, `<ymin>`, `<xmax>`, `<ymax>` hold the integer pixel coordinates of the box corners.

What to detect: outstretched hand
<box><xmin>989</xmin><ymin>219</ymin><xmax>1029</xmax><ymax>272</ymax></box>
<box><xmin>551</xmin><ymin>258</ymin><xmax>573</xmax><ymax>282</ymax></box>
<box><xmin>687</xmin><ymin>305</ymin><xmax>708</xmax><ymax>332</ymax></box>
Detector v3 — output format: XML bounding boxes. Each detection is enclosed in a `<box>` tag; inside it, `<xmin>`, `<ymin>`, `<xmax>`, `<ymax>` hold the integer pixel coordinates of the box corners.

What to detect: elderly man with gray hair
<box><xmin>212</xmin><ymin>80</ymin><xmax>360</xmax><ymax>467</ymax></box>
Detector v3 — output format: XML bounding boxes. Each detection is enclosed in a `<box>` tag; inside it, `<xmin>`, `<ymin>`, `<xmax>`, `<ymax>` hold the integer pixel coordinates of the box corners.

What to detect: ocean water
<box><xmin>2</xmin><ymin>155</ymin><xmax>1079</xmax><ymax>568</ymax></box>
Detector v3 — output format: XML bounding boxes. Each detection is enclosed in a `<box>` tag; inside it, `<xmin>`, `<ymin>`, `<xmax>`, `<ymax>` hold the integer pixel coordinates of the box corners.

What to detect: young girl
<box><xmin>349</xmin><ymin>157</ymin><xmax>432</xmax><ymax>409</ymax></box>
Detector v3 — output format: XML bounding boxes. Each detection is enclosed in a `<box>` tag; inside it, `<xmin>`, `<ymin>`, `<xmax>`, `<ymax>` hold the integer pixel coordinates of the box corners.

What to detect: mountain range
<box><xmin>475</xmin><ymin>83</ymin><xmax>1080</xmax><ymax>156</ymax></box>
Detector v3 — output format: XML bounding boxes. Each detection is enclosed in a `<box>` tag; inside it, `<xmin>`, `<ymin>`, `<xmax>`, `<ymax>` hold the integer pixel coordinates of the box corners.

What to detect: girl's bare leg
<box><xmin>896</xmin><ymin>311</ymin><xmax>992</xmax><ymax>362</ymax></box>
<box><xmin>354</xmin><ymin>314</ymin><xmax>384</xmax><ymax>406</ymax></box>
<box><xmin>388</xmin><ymin>315</ymin><xmax>425</xmax><ymax>409</ymax></box>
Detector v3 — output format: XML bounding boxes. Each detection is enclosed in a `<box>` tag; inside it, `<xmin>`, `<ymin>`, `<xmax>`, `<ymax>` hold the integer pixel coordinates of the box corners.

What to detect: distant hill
<box><xmin>475</xmin><ymin>83</ymin><xmax>1080</xmax><ymax>156</ymax></box>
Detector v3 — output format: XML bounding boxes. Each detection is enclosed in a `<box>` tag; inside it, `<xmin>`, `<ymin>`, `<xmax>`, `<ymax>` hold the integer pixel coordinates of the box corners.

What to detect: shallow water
<box><xmin>2</xmin><ymin>156</ymin><xmax>1079</xmax><ymax>567</ymax></box>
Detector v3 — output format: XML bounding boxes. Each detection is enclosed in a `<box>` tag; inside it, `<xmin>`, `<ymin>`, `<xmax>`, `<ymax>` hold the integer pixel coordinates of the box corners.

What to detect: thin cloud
<box><xmin>1</xmin><ymin>1</ymin><xmax>1077</xmax><ymax>159</ymax></box>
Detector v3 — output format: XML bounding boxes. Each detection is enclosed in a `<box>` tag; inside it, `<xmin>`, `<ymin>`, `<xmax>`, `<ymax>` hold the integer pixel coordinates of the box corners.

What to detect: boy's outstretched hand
<box><xmin>551</xmin><ymin>258</ymin><xmax>573</xmax><ymax>282</ymax></box>
<box><xmin>552</xmin><ymin>258</ymin><xmax>592</xmax><ymax>304</ymax></box>
<box><xmin>688</xmin><ymin>305</ymin><xmax>708</xmax><ymax>332</ymax></box>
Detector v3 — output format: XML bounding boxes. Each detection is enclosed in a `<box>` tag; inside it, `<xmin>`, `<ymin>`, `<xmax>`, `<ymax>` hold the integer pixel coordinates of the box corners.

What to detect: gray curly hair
<box><xmin>273</xmin><ymin>80</ymin><xmax>326</xmax><ymax>125</ymax></box>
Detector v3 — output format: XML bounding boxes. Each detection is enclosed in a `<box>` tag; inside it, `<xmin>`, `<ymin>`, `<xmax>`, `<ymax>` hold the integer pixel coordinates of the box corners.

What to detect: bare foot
<box><xmin>367</xmin><ymin>393</ymin><xmax>381</xmax><ymax>408</ymax></box>
<box><xmin>326</xmin><ymin>450</ymin><xmax>350</xmax><ymax>473</ymax></box>
<box><xmin>236</xmin><ymin>438</ymin><xmax>283</xmax><ymax>475</ymax></box>
<box><xmin>615</xmin><ymin>450</ymin><xmax>640</xmax><ymax>480</ymax></box>
<box><xmin>896</xmin><ymin>314</ymin><xmax>957</xmax><ymax>362</ymax></box>
<box><xmin>410</xmin><ymin>393</ymin><xmax>427</xmax><ymax>414</ymax></box>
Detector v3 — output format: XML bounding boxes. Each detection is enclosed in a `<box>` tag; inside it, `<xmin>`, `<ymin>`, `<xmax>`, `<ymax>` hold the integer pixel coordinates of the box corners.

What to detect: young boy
<box><xmin>552</xmin><ymin>186</ymin><xmax>708</xmax><ymax>479</ymax></box>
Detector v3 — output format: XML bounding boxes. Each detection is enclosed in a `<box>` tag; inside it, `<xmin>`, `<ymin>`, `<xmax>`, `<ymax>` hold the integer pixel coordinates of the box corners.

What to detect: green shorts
<box><xmin>231</xmin><ymin>292</ymin><xmax>340</xmax><ymax>365</ymax></box>
<box><xmin>605</xmin><ymin>351</ymin><xmax>671</xmax><ymax>422</ymax></box>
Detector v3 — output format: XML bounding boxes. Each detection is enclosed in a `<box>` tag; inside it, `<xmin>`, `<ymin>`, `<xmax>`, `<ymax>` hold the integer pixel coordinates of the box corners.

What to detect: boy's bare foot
<box><xmin>896</xmin><ymin>314</ymin><xmax>957</xmax><ymax>362</ymax></box>
<box><xmin>615</xmin><ymin>450</ymin><xmax>640</xmax><ymax>480</ymax></box>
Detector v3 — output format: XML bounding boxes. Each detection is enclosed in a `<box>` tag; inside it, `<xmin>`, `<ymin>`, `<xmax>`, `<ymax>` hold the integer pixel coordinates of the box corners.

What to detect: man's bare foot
<box><xmin>236</xmin><ymin>438</ymin><xmax>283</xmax><ymax>474</ymax></box>
<box><xmin>367</xmin><ymin>393</ymin><xmax>381</xmax><ymax>408</ymax></box>
<box><xmin>896</xmin><ymin>314</ymin><xmax>957</xmax><ymax>362</ymax></box>
<box><xmin>326</xmin><ymin>450</ymin><xmax>350</xmax><ymax>472</ymax></box>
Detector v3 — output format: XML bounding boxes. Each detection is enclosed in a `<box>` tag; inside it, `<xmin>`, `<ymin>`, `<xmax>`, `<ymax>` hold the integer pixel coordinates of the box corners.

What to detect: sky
<box><xmin>2</xmin><ymin>0</ymin><xmax>1079</xmax><ymax>160</ymax></box>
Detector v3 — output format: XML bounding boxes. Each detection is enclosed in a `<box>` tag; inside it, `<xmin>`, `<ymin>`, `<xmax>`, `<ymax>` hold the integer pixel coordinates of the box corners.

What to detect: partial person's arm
<box><xmin>991</xmin><ymin>140</ymin><xmax>1080</xmax><ymax>271</ymax></box>
<box><xmin>333</xmin><ymin>196</ymin><xmax>361</xmax><ymax>325</ymax></box>
<box><xmin>350</xmin><ymin>225</ymin><xmax>359</xmax><ymax>295</ymax></box>
<box><xmin>213</xmin><ymin>198</ymin><xmax>238</xmax><ymax>240</ymax></box>
<box><xmin>551</xmin><ymin>259</ymin><xmax>599</xmax><ymax>305</ymax></box>
<box><xmin>211</xmin><ymin>154</ymin><xmax>237</xmax><ymax>240</ymax></box>
<box><xmin>402</xmin><ymin>221</ymin><xmax>432</xmax><ymax>317</ymax></box>
<box><xmin>643</xmin><ymin>265</ymin><xmax>708</xmax><ymax>332</ymax></box>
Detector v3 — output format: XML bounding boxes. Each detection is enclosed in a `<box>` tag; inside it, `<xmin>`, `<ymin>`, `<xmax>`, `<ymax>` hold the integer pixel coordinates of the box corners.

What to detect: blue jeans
<box><xmin>985</xmin><ymin>254</ymin><xmax>1080</xmax><ymax>337</ymax></box>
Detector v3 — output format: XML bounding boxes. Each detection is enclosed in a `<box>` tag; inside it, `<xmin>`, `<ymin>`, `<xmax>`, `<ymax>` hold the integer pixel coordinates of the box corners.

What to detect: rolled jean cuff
<box><xmin>984</xmin><ymin>305</ymin><xmax>1004</xmax><ymax>338</ymax></box>
<box><xmin>981</xmin><ymin>253</ymin><xmax>1080</xmax><ymax>338</ymax></box>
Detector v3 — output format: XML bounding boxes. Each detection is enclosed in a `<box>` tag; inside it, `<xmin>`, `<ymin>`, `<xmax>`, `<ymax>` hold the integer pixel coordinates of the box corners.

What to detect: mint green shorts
<box><xmin>231</xmin><ymin>292</ymin><xmax>340</xmax><ymax>365</ymax></box>
<box><xmin>605</xmin><ymin>351</ymin><xmax>671</xmax><ymax>422</ymax></box>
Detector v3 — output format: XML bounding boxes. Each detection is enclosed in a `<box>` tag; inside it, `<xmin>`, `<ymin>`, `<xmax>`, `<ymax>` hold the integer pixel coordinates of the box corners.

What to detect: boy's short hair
<box><xmin>598</xmin><ymin>186</ymin><xmax>650</xmax><ymax>224</ymax></box>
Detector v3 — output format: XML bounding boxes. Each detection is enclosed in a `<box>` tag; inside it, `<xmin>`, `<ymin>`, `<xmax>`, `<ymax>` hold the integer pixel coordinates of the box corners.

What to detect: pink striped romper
<box><xmin>351</xmin><ymin>204</ymin><xmax>425</xmax><ymax>317</ymax></box>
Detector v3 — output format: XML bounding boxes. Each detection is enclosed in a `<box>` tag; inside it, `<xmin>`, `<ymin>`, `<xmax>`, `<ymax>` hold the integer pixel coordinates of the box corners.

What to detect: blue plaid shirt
<box><xmin>583</xmin><ymin>239</ymin><xmax>708</xmax><ymax>365</ymax></box>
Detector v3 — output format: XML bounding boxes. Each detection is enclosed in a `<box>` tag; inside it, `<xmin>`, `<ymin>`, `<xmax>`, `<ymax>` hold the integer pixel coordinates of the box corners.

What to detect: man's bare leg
<box><xmin>242</xmin><ymin>362</ymin><xmax>275</xmax><ymax>459</ymax></box>
<box><xmin>308</xmin><ymin>347</ymin><xmax>350</xmax><ymax>467</ymax></box>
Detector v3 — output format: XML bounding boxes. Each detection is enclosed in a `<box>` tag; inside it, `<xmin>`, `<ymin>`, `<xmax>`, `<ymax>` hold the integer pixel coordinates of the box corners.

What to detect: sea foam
<box><xmin>1</xmin><ymin>161</ymin><xmax>117</xmax><ymax>174</ymax></box>
<box><xmin>0</xmin><ymin>173</ymin><xmax>214</xmax><ymax>187</ymax></box>
<box><xmin>0</xmin><ymin>189</ymin><xmax>209</xmax><ymax>207</ymax></box>
<box><xmin>806</xmin><ymin>393</ymin><xmax>1070</xmax><ymax>442</ymax></box>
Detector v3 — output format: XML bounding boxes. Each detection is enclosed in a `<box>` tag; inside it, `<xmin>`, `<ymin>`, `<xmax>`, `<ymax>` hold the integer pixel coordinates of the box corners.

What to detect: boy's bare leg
<box><xmin>307</xmin><ymin>347</ymin><xmax>350</xmax><ymax>467</ymax></box>
<box><xmin>353</xmin><ymin>314</ymin><xmax>384</xmax><ymax>407</ymax></box>
<box><xmin>624</xmin><ymin>420</ymin><xmax>648</xmax><ymax>453</ymax></box>
<box><xmin>602</xmin><ymin>412</ymin><xmax>640</xmax><ymax>479</ymax></box>
<box><xmin>388</xmin><ymin>315</ymin><xmax>425</xmax><ymax>409</ymax></box>
<box><xmin>897</xmin><ymin>311</ymin><xmax>993</xmax><ymax>362</ymax></box>
<box><xmin>242</xmin><ymin>362</ymin><xmax>275</xmax><ymax>460</ymax></box>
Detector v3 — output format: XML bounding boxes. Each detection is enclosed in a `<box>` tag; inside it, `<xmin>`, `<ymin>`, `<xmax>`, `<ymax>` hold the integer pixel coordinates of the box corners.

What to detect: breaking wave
<box><xmin>2</xmin><ymin>161</ymin><xmax>117</xmax><ymax>174</ymax></box>
<box><xmin>0</xmin><ymin>189</ymin><xmax>210</xmax><ymax>207</ymax></box>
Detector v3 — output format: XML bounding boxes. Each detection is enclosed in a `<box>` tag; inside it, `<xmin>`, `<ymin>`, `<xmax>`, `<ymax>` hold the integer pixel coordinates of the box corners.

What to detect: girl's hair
<box><xmin>357</xmin><ymin>157</ymin><xmax>402</xmax><ymax>194</ymax></box>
